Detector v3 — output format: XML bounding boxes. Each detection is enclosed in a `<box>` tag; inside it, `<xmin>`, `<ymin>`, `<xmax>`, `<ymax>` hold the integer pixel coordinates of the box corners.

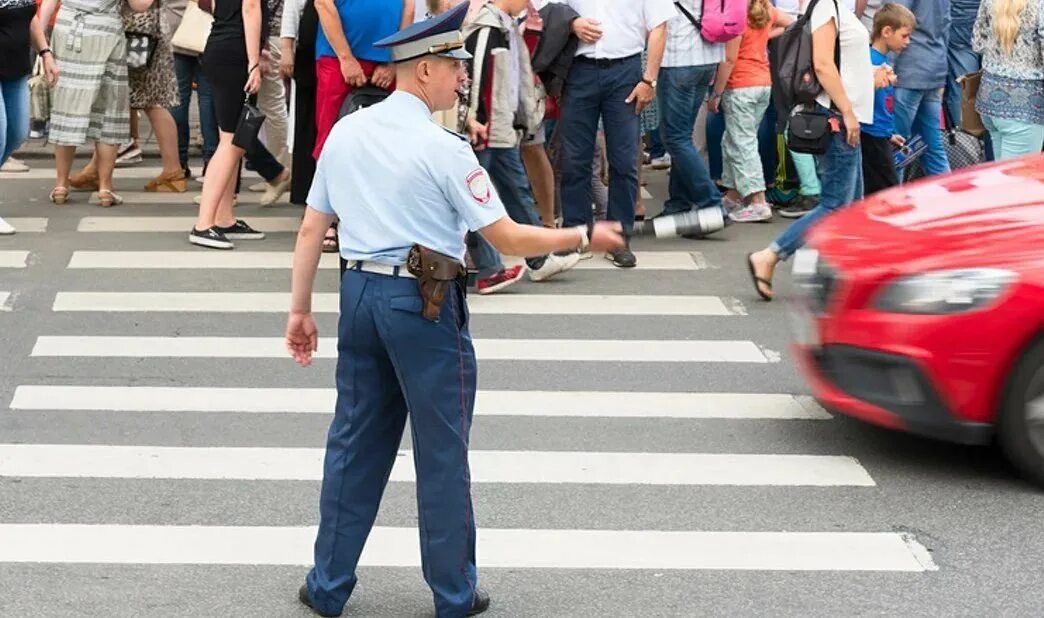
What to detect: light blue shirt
<box><xmin>307</xmin><ymin>91</ymin><xmax>508</xmax><ymax>265</ymax></box>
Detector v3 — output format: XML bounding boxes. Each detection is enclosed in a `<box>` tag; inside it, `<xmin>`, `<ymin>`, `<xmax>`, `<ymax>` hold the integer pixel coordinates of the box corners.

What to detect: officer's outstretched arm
<box><xmin>479</xmin><ymin>216</ymin><xmax>624</xmax><ymax>259</ymax></box>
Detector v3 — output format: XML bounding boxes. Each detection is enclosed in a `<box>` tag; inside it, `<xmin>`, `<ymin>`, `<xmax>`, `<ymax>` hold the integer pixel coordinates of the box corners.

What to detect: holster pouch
<box><xmin>406</xmin><ymin>245</ymin><xmax>466</xmax><ymax>321</ymax></box>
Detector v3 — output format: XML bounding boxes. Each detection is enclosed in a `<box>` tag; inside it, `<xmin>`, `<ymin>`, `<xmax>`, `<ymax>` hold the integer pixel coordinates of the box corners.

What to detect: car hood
<box><xmin>808</xmin><ymin>155</ymin><xmax>1044</xmax><ymax>275</ymax></box>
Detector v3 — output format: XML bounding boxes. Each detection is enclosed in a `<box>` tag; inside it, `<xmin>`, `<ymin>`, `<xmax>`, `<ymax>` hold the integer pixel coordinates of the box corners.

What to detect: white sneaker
<box><xmin>529</xmin><ymin>251</ymin><xmax>581</xmax><ymax>282</ymax></box>
<box><xmin>649</xmin><ymin>154</ymin><xmax>672</xmax><ymax>170</ymax></box>
<box><xmin>728</xmin><ymin>202</ymin><xmax>774</xmax><ymax>223</ymax></box>
<box><xmin>0</xmin><ymin>216</ymin><xmax>15</xmax><ymax>235</ymax></box>
<box><xmin>248</xmin><ymin>181</ymin><xmax>267</xmax><ymax>193</ymax></box>
<box><xmin>1</xmin><ymin>157</ymin><xmax>29</xmax><ymax>172</ymax></box>
<box><xmin>115</xmin><ymin>142</ymin><xmax>143</xmax><ymax>166</ymax></box>
<box><xmin>260</xmin><ymin>174</ymin><xmax>291</xmax><ymax>206</ymax></box>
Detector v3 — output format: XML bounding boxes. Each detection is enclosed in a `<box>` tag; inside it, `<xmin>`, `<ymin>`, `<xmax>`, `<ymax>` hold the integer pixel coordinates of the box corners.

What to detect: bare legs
<box><xmin>521</xmin><ymin>142</ymin><xmax>555</xmax><ymax>227</ymax></box>
<box><xmin>54</xmin><ymin>145</ymin><xmax>76</xmax><ymax>190</ymax></box>
<box><xmin>195</xmin><ymin>130</ymin><xmax>243</xmax><ymax>231</ymax></box>
<box><xmin>145</xmin><ymin>106</ymin><xmax>183</xmax><ymax>176</ymax></box>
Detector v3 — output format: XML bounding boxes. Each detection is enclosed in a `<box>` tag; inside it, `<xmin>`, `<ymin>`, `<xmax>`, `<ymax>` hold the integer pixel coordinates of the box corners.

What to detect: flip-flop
<box><xmin>747</xmin><ymin>253</ymin><xmax>773</xmax><ymax>302</ymax></box>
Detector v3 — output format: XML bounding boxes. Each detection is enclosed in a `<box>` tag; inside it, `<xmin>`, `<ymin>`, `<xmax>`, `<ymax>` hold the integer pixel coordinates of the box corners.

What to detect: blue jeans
<box><xmin>559</xmin><ymin>55</ymin><xmax>641</xmax><ymax>234</ymax></box>
<box><xmin>0</xmin><ymin>76</ymin><xmax>30</xmax><ymax>167</ymax></box>
<box><xmin>771</xmin><ymin>128</ymin><xmax>863</xmax><ymax>260</ymax></box>
<box><xmin>658</xmin><ymin>64</ymin><xmax>721</xmax><ymax>216</ymax></box>
<box><xmin>307</xmin><ymin>269</ymin><xmax>478</xmax><ymax>618</ymax></box>
<box><xmin>171</xmin><ymin>53</ymin><xmax>218</xmax><ymax>171</ymax></box>
<box><xmin>477</xmin><ymin>147</ymin><xmax>547</xmax><ymax>270</ymax></box>
<box><xmin>647</xmin><ymin>126</ymin><xmax>665</xmax><ymax>159</ymax></box>
<box><xmin>894</xmin><ymin>87</ymin><xmax>951</xmax><ymax>177</ymax></box>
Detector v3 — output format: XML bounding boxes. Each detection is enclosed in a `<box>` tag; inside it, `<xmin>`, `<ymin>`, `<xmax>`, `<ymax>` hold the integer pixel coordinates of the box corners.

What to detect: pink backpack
<box><xmin>674</xmin><ymin>0</ymin><xmax>747</xmax><ymax>44</ymax></box>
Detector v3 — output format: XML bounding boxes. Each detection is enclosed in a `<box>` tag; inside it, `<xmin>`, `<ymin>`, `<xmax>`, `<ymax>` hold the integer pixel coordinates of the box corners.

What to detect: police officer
<box><xmin>285</xmin><ymin>4</ymin><xmax>624</xmax><ymax>617</ymax></box>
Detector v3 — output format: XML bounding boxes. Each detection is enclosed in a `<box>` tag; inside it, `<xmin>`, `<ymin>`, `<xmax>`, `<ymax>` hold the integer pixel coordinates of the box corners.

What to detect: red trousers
<box><xmin>313</xmin><ymin>56</ymin><xmax>388</xmax><ymax>159</ymax></box>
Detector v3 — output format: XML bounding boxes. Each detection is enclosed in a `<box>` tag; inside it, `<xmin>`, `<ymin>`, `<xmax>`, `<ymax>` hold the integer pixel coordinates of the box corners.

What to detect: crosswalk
<box><xmin>0</xmin><ymin>162</ymin><xmax>937</xmax><ymax>613</ymax></box>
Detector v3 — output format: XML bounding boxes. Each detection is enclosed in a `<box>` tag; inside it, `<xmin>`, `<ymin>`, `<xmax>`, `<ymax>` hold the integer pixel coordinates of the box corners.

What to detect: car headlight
<box><xmin>873</xmin><ymin>268</ymin><xmax>1017</xmax><ymax>314</ymax></box>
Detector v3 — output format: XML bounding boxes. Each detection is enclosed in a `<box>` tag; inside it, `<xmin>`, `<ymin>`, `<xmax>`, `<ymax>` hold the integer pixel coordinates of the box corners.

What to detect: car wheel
<box><xmin>998</xmin><ymin>338</ymin><xmax>1044</xmax><ymax>487</ymax></box>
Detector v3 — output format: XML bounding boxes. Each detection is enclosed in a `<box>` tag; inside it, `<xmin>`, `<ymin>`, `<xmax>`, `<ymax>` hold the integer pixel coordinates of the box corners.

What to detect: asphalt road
<box><xmin>1</xmin><ymin>144</ymin><xmax>1042</xmax><ymax>618</ymax></box>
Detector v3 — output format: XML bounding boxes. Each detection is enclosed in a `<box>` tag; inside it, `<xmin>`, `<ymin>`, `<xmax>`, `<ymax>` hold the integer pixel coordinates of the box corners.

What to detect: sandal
<box><xmin>145</xmin><ymin>170</ymin><xmax>188</xmax><ymax>193</ymax></box>
<box><xmin>747</xmin><ymin>253</ymin><xmax>774</xmax><ymax>302</ymax></box>
<box><xmin>49</xmin><ymin>186</ymin><xmax>69</xmax><ymax>205</ymax></box>
<box><xmin>322</xmin><ymin>223</ymin><xmax>339</xmax><ymax>253</ymax></box>
<box><xmin>96</xmin><ymin>190</ymin><xmax>124</xmax><ymax>208</ymax></box>
<box><xmin>69</xmin><ymin>169</ymin><xmax>100</xmax><ymax>191</ymax></box>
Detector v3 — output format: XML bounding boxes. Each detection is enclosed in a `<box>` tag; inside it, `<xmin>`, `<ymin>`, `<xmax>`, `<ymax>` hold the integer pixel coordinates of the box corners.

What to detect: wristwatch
<box><xmin>641</xmin><ymin>78</ymin><xmax>657</xmax><ymax>89</ymax></box>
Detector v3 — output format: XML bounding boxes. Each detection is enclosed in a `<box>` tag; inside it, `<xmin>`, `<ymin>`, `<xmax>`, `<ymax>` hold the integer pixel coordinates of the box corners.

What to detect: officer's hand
<box><xmin>340</xmin><ymin>57</ymin><xmax>367</xmax><ymax>87</ymax></box>
<box><xmin>589</xmin><ymin>221</ymin><xmax>625</xmax><ymax>253</ymax></box>
<box><xmin>372</xmin><ymin>64</ymin><xmax>394</xmax><ymax>90</ymax></box>
<box><xmin>286</xmin><ymin>311</ymin><xmax>319</xmax><ymax>367</ymax></box>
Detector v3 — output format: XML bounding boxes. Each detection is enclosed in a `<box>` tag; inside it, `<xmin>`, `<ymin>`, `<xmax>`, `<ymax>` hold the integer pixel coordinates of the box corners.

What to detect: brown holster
<box><xmin>406</xmin><ymin>244</ymin><xmax>467</xmax><ymax>321</ymax></box>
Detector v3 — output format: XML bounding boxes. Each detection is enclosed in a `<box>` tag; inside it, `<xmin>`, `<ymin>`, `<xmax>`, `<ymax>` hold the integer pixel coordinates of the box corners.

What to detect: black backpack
<box><xmin>769</xmin><ymin>0</ymin><xmax>840</xmax><ymax>114</ymax></box>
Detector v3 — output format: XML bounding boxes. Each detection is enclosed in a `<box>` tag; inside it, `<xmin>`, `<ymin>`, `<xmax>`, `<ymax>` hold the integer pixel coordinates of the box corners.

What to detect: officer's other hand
<box><xmin>589</xmin><ymin>221</ymin><xmax>625</xmax><ymax>253</ymax></box>
<box><xmin>571</xmin><ymin>17</ymin><xmax>603</xmax><ymax>44</ymax></box>
<box><xmin>467</xmin><ymin>120</ymin><xmax>489</xmax><ymax>151</ymax></box>
<box><xmin>372</xmin><ymin>64</ymin><xmax>395</xmax><ymax>90</ymax></box>
<box><xmin>340</xmin><ymin>57</ymin><xmax>367</xmax><ymax>87</ymax></box>
<box><xmin>286</xmin><ymin>311</ymin><xmax>319</xmax><ymax>367</ymax></box>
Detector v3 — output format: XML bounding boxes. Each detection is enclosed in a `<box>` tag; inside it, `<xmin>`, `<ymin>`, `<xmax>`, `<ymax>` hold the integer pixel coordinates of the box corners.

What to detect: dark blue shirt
<box><xmin>861</xmin><ymin>47</ymin><xmax>896</xmax><ymax>138</ymax></box>
<box><xmin>893</xmin><ymin>0</ymin><xmax>952</xmax><ymax>90</ymax></box>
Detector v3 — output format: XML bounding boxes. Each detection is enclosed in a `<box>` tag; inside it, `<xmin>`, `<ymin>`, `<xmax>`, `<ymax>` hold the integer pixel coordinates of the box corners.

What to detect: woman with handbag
<box><xmin>0</xmin><ymin>0</ymin><xmax>59</xmax><ymax>234</ymax></box>
<box><xmin>189</xmin><ymin>0</ymin><xmax>281</xmax><ymax>249</ymax></box>
<box><xmin>67</xmin><ymin>0</ymin><xmax>188</xmax><ymax>197</ymax></box>
<box><xmin>746</xmin><ymin>0</ymin><xmax>876</xmax><ymax>301</ymax></box>
<box><xmin>972</xmin><ymin>0</ymin><xmax>1044</xmax><ymax>160</ymax></box>
<box><xmin>39</xmin><ymin>0</ymin><xmax>155</xmax><ymax>207</ymax></box>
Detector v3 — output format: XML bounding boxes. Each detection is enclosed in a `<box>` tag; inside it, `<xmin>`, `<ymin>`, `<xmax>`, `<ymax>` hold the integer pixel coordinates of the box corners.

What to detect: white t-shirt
<box><xmin>551</xmin><ymin>0</ymin><xmax>677</xmax><ymax>59</ymax></box>
<box><xmin>810</xmin><ymin>0</ymin><xmax>874</xmax><ymax>124</ymax></box>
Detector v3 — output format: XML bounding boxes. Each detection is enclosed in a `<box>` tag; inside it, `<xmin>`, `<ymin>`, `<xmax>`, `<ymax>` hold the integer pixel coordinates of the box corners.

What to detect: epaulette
<box><xmin>440</xmin><ymin>126</ymin><xmax>469</xmax><ymax>142</ymax></box>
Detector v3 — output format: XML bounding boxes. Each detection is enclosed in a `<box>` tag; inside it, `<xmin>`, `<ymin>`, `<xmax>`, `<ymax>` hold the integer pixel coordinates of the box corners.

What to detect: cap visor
<box><xmin>438</xmin><ymin>48</ymin><xmax>472</xmax><ymax>60</ymax></box>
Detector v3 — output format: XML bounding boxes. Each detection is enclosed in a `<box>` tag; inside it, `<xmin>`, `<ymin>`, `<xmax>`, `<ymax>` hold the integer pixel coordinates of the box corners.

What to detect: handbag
<box><xmin>28</xmin><ymin>56</ymin><xmax>51</xmax><ymax>123</ymax></box>
<box><xmin>171</xmin><ymin>0</ymin><xmax>213</xmax><ymax>55</ymax></box>
<box><xmin>787</xmin><ymin>107</ymin><xmax>833</xmax><ymax>155</ymax></box>
<box><xmin>957</xmin><ymin>71</ymin><xmax>986</xmax><ymax>138</ymax></box>
<box><xmin>125</xmin><ymin>31</ymin><xmax>157</xmax><ymax>69</ymax></box>
<box><xmin>232</xmin><ymin>97</ymin><xmax>266</xmax><ymax>150</ymax></box>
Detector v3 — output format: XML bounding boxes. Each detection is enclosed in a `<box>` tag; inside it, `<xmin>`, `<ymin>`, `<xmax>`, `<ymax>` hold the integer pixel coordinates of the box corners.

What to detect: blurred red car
<box><xmin>790</xmin><ymin>155</ymin><xmax>1044</xmax><ymax>485</ymax></box>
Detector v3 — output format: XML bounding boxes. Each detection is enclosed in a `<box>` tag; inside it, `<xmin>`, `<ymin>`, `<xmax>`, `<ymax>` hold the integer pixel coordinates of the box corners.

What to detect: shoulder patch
<box><xmin>440</xmin><ymin>126</ymin><xmax>469</xmax><ymax>141</ymax></box>
<box><xmin>465</xmin><ymin>168</ymin><xmax>492</xmax><ymax>204</ymax></box>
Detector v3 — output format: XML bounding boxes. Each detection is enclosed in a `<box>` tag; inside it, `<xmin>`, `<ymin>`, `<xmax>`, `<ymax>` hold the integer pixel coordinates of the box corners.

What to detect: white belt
<box><xmin>344</xmin><ymin>260</ymin><xmax>416</xmax><ymax>279</ymax></box>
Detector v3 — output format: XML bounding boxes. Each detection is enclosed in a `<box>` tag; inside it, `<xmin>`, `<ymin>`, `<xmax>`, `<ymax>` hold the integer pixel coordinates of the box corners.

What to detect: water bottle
<box><xmin>637</xmin><ymin>207</ymin><xmax>726</xmax><ymax>239</ymax></box>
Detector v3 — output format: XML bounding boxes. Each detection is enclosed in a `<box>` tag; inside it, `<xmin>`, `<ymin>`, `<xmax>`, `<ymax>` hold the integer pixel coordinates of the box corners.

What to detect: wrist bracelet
<box><xmin>39</xmin><ymin>48</ymin><xmax>53</xmax><ymax>57</ymax></box>
<box><xmin>248</xmin><ymin>63</ymin><xmax>259</xmax><ymax>74</ymax></box>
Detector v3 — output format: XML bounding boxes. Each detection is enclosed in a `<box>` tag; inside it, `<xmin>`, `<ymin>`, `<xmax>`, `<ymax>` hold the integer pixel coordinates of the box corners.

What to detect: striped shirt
<box><xmin>662</xmin><ymin>0</ymin><xmax>724</xmax><ymax>68</ymax></box>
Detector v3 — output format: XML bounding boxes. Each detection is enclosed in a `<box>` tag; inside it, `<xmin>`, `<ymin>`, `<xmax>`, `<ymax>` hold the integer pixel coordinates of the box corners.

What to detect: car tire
<box><xmin>998</xmin><ymin>338</ymin><xmax>1044</xmax><ymax>487</ymax></box>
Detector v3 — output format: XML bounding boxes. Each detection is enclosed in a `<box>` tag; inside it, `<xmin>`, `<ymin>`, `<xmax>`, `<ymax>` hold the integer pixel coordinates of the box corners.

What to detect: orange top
<box><xmin>726</xmin><ymin>8</ymin><xmax>780</xmax><ymax>91</ymax></box>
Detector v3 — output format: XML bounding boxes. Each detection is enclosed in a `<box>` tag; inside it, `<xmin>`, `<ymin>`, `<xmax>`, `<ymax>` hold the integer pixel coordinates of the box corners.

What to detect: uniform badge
<box><xmin>466</xmin><ymin>168</ymin><xmax>491</xmax><ymax>204</ymax></box>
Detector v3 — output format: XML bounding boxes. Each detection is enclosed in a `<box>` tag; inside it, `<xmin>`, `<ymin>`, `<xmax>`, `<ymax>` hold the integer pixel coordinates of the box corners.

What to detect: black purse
<box><xmin>787</xmin><ymin>107</ymin><xmax>833</xmax><ymax>155</ymax></box>
<box><xmin>125</xmin><ymin>31</ymin><xmax>157</xmax><ymax>69</ymax></box>
<box><xmin>232</xmin><ymin>96</ymin><xmax>266</xmax><ymax>150</ymax></box>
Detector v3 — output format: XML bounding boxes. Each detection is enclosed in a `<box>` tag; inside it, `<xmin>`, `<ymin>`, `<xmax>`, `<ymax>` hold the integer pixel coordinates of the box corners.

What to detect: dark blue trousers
<box><xmin>306</xmin><ymin>268</ymin><xmax>479</xmax><ymax>618</ymax></box>
<box><xmin>559</xmin><ymin>55</ymin><xmax>641</xmax><ymax>235</ymax></box>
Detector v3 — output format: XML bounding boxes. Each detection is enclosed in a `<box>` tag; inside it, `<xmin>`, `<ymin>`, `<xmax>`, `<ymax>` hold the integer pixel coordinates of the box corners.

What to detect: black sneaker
<box><xmin>779</xmin><ymin>195</ymin><xmax>819</xmax><ymax>219</ymax></box>
<box><xmin>467</xmin><ymin>588</ymin><xmax>491</xmax><ymax>616</ymax></box>
<box><xmin>605</xmin><ymin>246</ymin><xmax>637</xmax><ymax>268</ymax></box>
<box><xmin>189</xmin><ymin>226</ymin><xmax>234</xmax><ymax>250</ymax></box>
<box><xmin>298</xmin><ymin>584</ymin><xmax>341</xmax><ymax>617</ymax></box>
<box><xmin>216</xmin><ymin>219</ymin><xmax>265</xmax><ymax>240</ymax></box>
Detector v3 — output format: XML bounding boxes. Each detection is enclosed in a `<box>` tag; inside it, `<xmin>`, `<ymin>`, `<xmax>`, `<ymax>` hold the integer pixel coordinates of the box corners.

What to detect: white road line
<box><xmin>0</xmin><ymin>291</ymin><xmax>9</xmax><ymax>309</ymax></box>
<box><xmin>0</xmin><ymin>525</ymin><xmax>934</xmax><ymax>571</ymax></box>
<box><xmin>52</xmin><ymin>292</ymin><xmax>738</xmax><ymax>316</ymax></box>
<box><xmin>641</xmin><ymin>187</ymin><xmax>653</xmax><ymax>200</ymax></box>
<box><xmin>9</xmin><ymin>386</ymin><xmax>831</xmax><ymax>420</ymax></box>
<box><xmin>31</xmin><ymin>336</ymin><xmax>771</xmax><ymax>362</ymax></box>
<box><xmin>78</xmin><ymin>217</ymin><xmax>303</xmax><ymax>233</ymax></box>
<box><xmin>4</xmin><ymin>218</ymin><xmax>47</xmax><ymax>232</ymax></box>
<box><xmin>0</xmin><ymin>445</ymin><xmax>873</xmax><ymax>486</ymax></box>
<box><xmin>1</xmin><ymin>166</ymin><xmax>169</xmax><ymax>180</ymax></box>
<box><xmin>109</xmin><ymin>191</ymin><xmax>268</xmax><ymax>205</ymax></box>
<box><xmin>0</xmin><ymin>251</ymin><xmax>29</xmax><ymax>268</ymax></box>
<box><xmin>66</xmin><ymin>250</ymin><xmax>703</xmax><ymax>270</ymax></box>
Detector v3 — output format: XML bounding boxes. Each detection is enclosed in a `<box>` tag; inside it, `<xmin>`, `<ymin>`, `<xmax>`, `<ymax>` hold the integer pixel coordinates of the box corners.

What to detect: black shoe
<box><xmin>779</xmin><ymin>195</ymin><xmax>819</xmax><ymax>219</ymax></box>
<box><xmin>216</xmin><ymin>219</ymin><xmax>266</xmax><ymax>240</ymax></box>
<box><xmin>605</xmin><ymin>246</ymin><xmax>637</xmax><ymax>268</ymax></box>
<box><xmin>189</xmin><ymin>226</ymin><xmax>234</xmax><ymax>250</ymax></box>
<box><xmin>298</xmin><ymin>584</ymin><xmax>342</xmax><ymax>617</ymax></box>
<box><xmin>467</xmin><ymin>588</ymin><xmax>491</xmax><ymax>616</ymax></box>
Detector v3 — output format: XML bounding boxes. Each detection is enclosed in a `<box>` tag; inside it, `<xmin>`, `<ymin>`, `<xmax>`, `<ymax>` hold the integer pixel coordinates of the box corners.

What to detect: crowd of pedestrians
<box><xmin>1</xmin><ymin>0</ymin><xmax>1042</xmax><ymax>301</ymax></box>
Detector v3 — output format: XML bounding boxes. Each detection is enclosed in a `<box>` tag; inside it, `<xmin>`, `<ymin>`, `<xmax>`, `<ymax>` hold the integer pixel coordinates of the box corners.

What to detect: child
<box><xmin>861</xmin><ymin>3</ymin><xmax>916</xmax><ymax>195</ymax></box>
<box><xmin>709</xmin><ymin>0</ymin><xmax>793</xmax><ymax>222</ymax></box>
